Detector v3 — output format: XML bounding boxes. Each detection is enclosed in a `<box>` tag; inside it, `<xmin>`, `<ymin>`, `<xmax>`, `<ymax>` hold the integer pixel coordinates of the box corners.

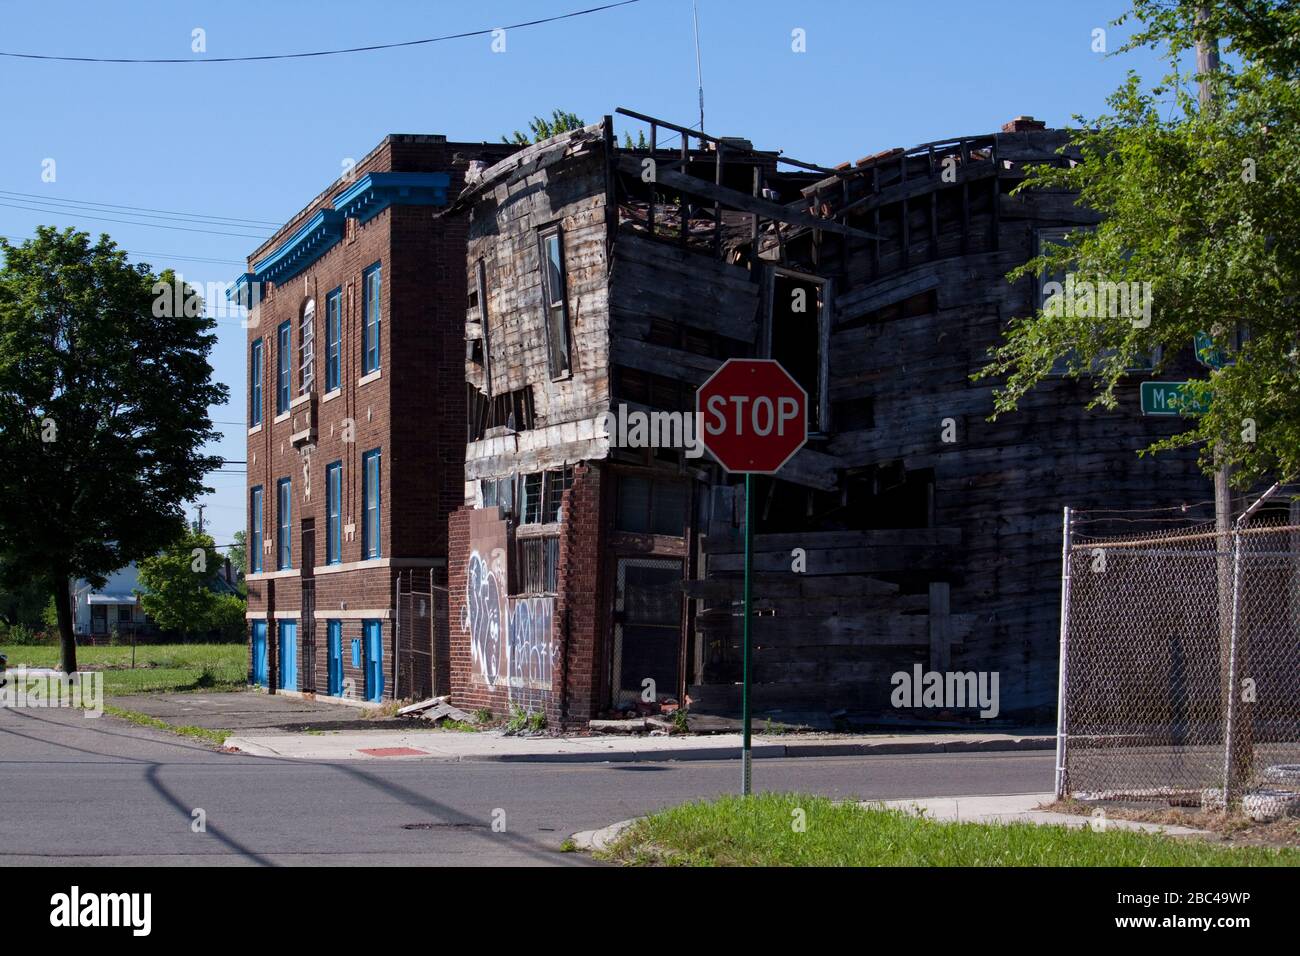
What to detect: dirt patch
<box><xmin>1045</xmin><ymin>798</ymin><xmax>1300</xmax><ymax>849</ymax></box>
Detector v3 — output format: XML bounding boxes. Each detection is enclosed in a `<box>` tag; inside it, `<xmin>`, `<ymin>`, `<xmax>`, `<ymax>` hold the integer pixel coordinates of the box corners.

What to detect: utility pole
<box><xmin>196</xmin><ymin>504</ymin><xmax>205</xmax><ymax>534</ymax></box>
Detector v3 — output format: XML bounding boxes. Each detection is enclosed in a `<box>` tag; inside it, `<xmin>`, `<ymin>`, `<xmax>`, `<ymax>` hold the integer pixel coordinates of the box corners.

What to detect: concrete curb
<box><xmin>487</xmin><ymin>736</ymin><xmax>1054</xmax><ymax>763</ymax></box>
<box><xmin>570</xmin><ymin>818</ymin><xmax>638</xmax><ymax>852</ymax></box>
<box><xmin>221</xmin><ymin>733</ymin><xmax>1054</xmax><ymax>763</ymax></box>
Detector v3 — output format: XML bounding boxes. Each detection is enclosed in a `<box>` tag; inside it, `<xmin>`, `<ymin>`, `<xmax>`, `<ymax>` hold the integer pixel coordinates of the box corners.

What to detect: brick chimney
<box><xmin>1002</xmin><ymin>115</ymin><xmax>1047</xmax><ymax>132</ymax></box>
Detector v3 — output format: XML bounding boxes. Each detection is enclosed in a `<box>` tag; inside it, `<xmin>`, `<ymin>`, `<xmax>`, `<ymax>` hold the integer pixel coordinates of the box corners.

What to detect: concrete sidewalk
<box><xmin>875</xmin><ymin>792</ymin><xmax>1211</xmax><ymax>837</ymax></box>
<box><xmin>223</xmin><ymin>728</ymin><xmax>1053</xmax><ymax>763</ymax></box>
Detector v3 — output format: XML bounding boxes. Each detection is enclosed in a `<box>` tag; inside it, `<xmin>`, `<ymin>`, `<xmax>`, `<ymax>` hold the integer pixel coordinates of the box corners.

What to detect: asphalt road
<box><xmin>0</xmin><ymin>706</ymin><xmax>1054</xmax><ymax>866</ymax></box>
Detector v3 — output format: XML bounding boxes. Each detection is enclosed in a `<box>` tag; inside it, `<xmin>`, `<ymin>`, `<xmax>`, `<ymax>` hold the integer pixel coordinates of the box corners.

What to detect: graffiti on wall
<box><xmin>462</xmin><ymin>549</ymin><xmax>555</xmax><ymax>693</ymax></box>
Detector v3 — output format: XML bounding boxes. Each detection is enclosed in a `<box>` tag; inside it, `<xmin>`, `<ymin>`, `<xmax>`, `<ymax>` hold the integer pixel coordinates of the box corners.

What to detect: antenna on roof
<box><xmin>691</xmin><ymin>0</ymin><xmax>704</xmax><ymax>132</ymax></box>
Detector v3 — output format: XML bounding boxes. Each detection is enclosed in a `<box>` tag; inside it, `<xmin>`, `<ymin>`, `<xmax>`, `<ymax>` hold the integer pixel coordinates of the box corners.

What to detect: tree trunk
<box><xmin>54</xmin><ymin>577</ymin><xmax>77</xmax><ymax>673</ymax></box>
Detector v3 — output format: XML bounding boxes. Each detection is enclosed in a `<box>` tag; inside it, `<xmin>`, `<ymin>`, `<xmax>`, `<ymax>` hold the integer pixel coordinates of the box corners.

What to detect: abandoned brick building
<box><xmin>442</xmin><ymin>110</ymin><xmax>1210</xmax><ymax>729</ymax></box>
<box><xmin>240</xmin><ymin>133</ymin><xmax>515</xmax><ymax>703</ymax></box>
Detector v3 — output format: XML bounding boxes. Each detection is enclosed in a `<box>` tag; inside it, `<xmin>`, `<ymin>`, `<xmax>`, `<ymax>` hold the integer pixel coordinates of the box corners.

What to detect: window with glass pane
<box><xmin>326</xmin><ymin>461</ymin><xmax>342</xmax><ymax>565</ymax></box>
<box><xmin>362</xmin><ymin>449</ymin><xmax>381</xmax><ymax>558</ymax></box>
<box><xmin>249</xmin><ymin>339</ymin><xmax>263</xmax><ymax>426</ymax></box>
<box><xmin>363</xmin><ymin>264</ymin><xmax>381</xmax><ymax>373</ymax></box>
<box><xmin>276</xmin><ymin>321</ymin><xmax>291</xmax><ymax>413</ymax></box>
<box><xmin>299</xmin><ymin>299</ymin><xmax>315</xmax><ymax>394</ymax></box>
<box><xmin>277</xmin><ymin>478</ymin><xmax>292</xmax><ymax>569</ymax></box>
<box><xmin>539</xmin><ymin>230</ymin><xmax>570</xmax><ymax>378</ymax></box>
<box><xmin>326</xmin><ymin>289</ymin><xmax>341</xmax><ymax>391</ymax></box>
<box><xmin>250</xmin><ymin>486</ymin><xmax>263</xmax><ymax>573</ymax></box>
<box><xmin>615</xmin><ymin>476</ymin><xmax>686</xmax><ymax>536</ymax></box>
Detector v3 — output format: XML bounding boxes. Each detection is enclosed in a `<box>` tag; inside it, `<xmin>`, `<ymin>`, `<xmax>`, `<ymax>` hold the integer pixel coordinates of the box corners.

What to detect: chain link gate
<box><xmin>395</xmin><ymin>569</ymin><xmax>440</xmax><ymax>701</ymax></box>
<box><xmin>301</xmin><ymin>577</ymin><xmax>316</xmax><ymax>693</ymax></box>
<box><xmin>1056</xmin><ymin>496</ymin><xmax>1300</xmax><ymax>818</ymax></box>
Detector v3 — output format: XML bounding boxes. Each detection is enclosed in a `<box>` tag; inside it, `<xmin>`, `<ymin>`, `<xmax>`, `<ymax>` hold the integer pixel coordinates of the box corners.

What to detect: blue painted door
<box><xmin>251</xmin><ymin>621</ymin><xmax>268</xmax><ymax>687</ymax></box>
<box><xmin>279</xmin><ymin>621</ymin><xmax>298</xmax><ymax>691</ymax></box>
<box><xmin>327</xmin><ymin>620</ymin><xmax>343</xmax><ymax>697</ymax></box>
<box><xmin>363</xmin><ymin>620</ymin><xmax>383</xmax><ymax>702</ymax></box>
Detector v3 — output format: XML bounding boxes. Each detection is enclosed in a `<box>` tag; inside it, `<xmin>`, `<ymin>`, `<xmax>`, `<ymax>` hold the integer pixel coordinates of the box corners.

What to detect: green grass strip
<box><xmin>600</xmin><ymin>792</ymin><xmax>1299</xmax><ymax>867</ymax></box>
<box><xmin>101</xmin><ymin>704</ymin><xmax>230</xmax><ymax>747</ymax></box>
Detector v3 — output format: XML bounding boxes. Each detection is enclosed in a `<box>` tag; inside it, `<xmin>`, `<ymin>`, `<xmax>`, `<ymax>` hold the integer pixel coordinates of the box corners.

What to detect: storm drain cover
<box><xmin>358</xmin><ymin>747</ymin><xmax>429</xmax><ymax>757</ymax></box>
<box><xmin>401</xmin><ymin>822</ymin><xmax>486</xmax><ymax>830</ymax></box>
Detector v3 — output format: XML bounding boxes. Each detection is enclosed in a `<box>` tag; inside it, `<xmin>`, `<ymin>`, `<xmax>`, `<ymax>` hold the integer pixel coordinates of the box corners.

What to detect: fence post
<box><xmin>1222</xmin><ymin>522</ymin><xmax>1245</xmax><ymax>811</ymax></box>
<box><xmin>1055</xmin><ymin>505</ymin><xmax>1073</xmax><ymax>800</ymax></box>
<box><xmin>394</xmin><ymin>571</ymin><xmax>403</xmax><ymax>702</ymax></box>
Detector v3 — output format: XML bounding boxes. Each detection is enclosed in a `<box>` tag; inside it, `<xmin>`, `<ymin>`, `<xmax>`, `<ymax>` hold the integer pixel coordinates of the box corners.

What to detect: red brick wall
<box><xmin>556</xmin><ymin>463</ymin><xmax>605</xmax><ymax>727</ymax></box>
<box><xmin>446</xmin><ymin>463</ymin><xmax>606</xmax><ymax>729</ymax></box>
<box><xmin>244</xmin><ymin>135</ymin><xmax>515</xmax><ymax>702</ymax></box>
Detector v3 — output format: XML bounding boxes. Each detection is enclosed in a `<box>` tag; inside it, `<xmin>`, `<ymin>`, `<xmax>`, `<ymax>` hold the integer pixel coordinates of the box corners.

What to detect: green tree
<box><xmin>0</xmin><ymin>227</ymin><xmax>226</xmax><ymax>670</ymax></box>
<box><xmin>503</xmin><ymin>109</ymin><xmax>586</xmax><ymax>145</ymax></box>
<box><xmin>979</xmin><ymin>0</ymin><xmax>1300</xmax><ymax>488</ymax></box>
<box><xmin>228</xmin><ymin>529</ymin><xmax>247</xmax><ymax>576</ymax></box>
<box><xmin>0</xmin><ymin>554</ymin><xmax>53</xmax><ymax>630</ymax></box>
<box><xmin>136</xmin><ymin>527</ymin><xmax>237</xmax><ymax>639</ymax></box>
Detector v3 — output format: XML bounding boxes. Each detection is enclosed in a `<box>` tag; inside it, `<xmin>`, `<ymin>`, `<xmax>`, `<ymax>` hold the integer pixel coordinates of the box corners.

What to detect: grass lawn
<box><xmin>599</xmin><ymin>793</ymin><xmax>1300</xmax><ymax>867</ymax></box>
<box><xmin>0</xmin><ymin>642</ymin><xmax>245</xmax><ymax>695</ymax></box>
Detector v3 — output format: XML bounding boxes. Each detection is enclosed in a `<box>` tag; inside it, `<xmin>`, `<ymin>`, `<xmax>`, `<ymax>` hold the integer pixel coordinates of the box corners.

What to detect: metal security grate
<box><xmin>1057</xmin><ymin>503</ymin><xmax>1300</xmax><ymax>811</ymax></box>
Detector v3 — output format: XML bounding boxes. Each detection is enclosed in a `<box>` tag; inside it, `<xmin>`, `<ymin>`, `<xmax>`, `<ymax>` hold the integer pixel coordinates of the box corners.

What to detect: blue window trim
<box><xmin>249</xmin><ymin>338</ymin><xmax>263</xmax><ymax>427</ymax></box>
<box><xmin>362</xmin><ymin>263</ymin><xmax>381</xmax><ymax>374</ymax></box>
<box><xmin>325</xmin><ymin>460</ymin><xmax>342</xmax><ymax>565</ymax></box>
<box><xmin>250</xmin><ymin>485</ymin><xmax>264</xmax><ymax>574</ymax></box>
<box><xmin>277</xmin><ymin>477</ymin><xmax>292</xmax><ymax>570</ymax></box>
<box><xmin>325</xmin><ymin>287</ymin><xmax>342</xmax><ymax>392</ymax></box>
<box><xmin>362</xmin><ymin>448</ymin><xmax>381</xmax><ymax>559</ymax></box>
<box><xmin>276</xmin><ymin>321</ymin><xmax>291</xmax><ymax>414</ymax></box>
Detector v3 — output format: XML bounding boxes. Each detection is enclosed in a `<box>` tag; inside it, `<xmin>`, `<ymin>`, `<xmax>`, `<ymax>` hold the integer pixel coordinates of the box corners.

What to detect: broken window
<box><xmin>539</xmin><ymin>227</ymin><xmax>571</xmax><ymax>379</ymax></box>
<box><xmin>615</xmin><ymin>475</ymin><xmax>688</xmax><ymax>536</ymax></box>
<box><xmin>468</xmin><ymin>385</ymin><xmax>535</xmax><ymax>442</ymax></box>
<box><xmin>769</xmin><ymin>271</ymin><xmax>826</xmax><ymax>431</ymax></box>
<box><xmin>543</xmin><ymin>467</ymin><xmax>574</xmax><ymax>523</ymax></box>
<box><xmin>521</xmin><ymin>472</ymin><xmax>544</xmax><ymax>524</ymax></box>
<box><xmin>481</xmin><ymin>475</ymin><xmax>516</xmax><ymax>516</ymax></box>
<box><xmin>472</xmin><ymin>259</ymin><xmax>493</xmax><ymax>390</ymax></box>
<box><xmin>517</xmin><ymin>466</ymin><xmax>573</xmax><ymax>525</ymax></box>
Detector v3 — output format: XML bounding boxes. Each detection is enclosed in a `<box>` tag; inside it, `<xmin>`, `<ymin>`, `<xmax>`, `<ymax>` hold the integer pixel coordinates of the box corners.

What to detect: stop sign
<box><xmin>696</xmin><ymin>359</ymin><xmax>808</xmax><ymax>473</ymax></box>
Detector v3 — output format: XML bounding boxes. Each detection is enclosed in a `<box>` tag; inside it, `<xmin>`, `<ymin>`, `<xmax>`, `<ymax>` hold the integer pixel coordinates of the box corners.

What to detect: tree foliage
<box><xmin>228</xmin><ymin>529</ymin><xmax>247</xmax><ymax>576</ymax></box>
<box><xmin>0</xmin><ymin>227</ymin><xmax>227</xmax><ymax>668</ymax></box>
<box><xmin>980</xmin><ymin>0</ymin><xmax>1300</xmax><ymax>488</ymax></box>
<box><xmin>503</xmin><ymin>109</ymin><xmax>586</xmax><ymax>144</ymax></box>
<box><xmin>136</xmin><ymin>527</ymin><xmax>242</xmax><ymax>638</ymax></box>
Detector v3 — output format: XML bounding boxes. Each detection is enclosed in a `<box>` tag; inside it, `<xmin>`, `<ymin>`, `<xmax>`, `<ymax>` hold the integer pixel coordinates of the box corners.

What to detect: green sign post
<box><xmin>1140</xmin><ymin>381</ymin><xmax>1211</xmax><ymax>416</ymax></box>
<box><xmin>696</xmin><ymin>360</ymin><xmax>808</xmax><ymax>796</ymax></box>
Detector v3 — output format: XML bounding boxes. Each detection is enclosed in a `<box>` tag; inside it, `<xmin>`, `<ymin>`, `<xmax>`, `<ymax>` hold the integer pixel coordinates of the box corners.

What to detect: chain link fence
<box><xmin>396</xmin><ymin>569</ymin><xmax>444</xmax><ymax>702</ymax></box>
<box><xmin>1057</xmin><ymin>495</ymin><xmax>1300</xmax><ymax>818</ymax></box>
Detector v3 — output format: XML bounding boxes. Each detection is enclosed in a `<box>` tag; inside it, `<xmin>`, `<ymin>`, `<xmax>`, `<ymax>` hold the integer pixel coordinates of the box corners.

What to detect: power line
<box><xmin>0</xmin><ymin>1</ymin><xmax>644</xmax><ymax>64</ymax></box>
<box><xmin>0</xmin><ymin>201</ymin><xmax>268</xmax><ymax>239</ymax></box>
<box><xmin>1</xmin><ymin>235</ymin><xmax>244</xmax><ymax>265</ymax></box>
<box><xmin>0</xmin><ymin>189</ymin><xmax>280</xmax><ymax>227</ymax></box>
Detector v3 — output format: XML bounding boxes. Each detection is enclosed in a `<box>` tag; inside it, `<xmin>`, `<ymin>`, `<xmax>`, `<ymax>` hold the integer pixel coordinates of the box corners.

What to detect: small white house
<box><xmin>72</xmin><ymin>564</ymin><xmax>147</xmax><ymax>639</ymax></box>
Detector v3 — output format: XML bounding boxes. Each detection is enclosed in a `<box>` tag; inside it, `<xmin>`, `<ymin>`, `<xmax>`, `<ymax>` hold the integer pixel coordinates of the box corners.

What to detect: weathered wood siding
<box><xmin>691</xmin><ymin>127</ymin><xmax>1210</xmax><ymax>726</ymax></box>
<box><xmin>463</xmin><ymin>130</ymin><xmax>613</xmax><ymax>488</ymax></box>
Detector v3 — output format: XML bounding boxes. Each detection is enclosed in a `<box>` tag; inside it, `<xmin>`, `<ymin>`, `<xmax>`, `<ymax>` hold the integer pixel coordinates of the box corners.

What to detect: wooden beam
<box><xmin>618</xmin><ymin>155</ymin><xmax>880</xmax><ymax>241</ymax></box>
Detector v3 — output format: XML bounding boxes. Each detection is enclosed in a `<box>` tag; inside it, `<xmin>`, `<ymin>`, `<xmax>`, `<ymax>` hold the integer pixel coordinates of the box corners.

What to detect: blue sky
<box><xmin>0</xmin><ymin>0</ymin><xmax>1169</xmax><ymax>547</ymax></box>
